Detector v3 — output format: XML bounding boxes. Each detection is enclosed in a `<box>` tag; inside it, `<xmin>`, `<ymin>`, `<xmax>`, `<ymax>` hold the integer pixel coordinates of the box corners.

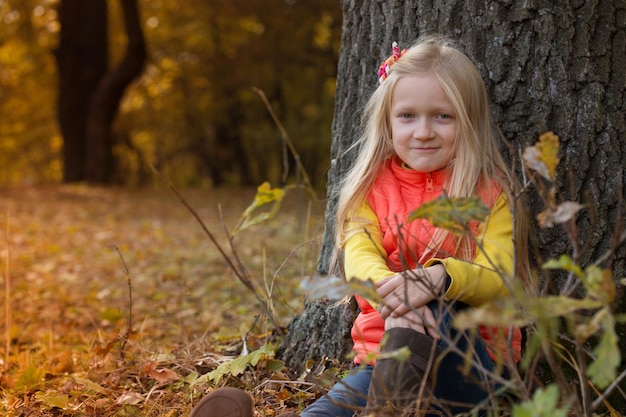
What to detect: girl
<box><xmin>190</xmin><ymin>35</ymin><xmax>532</xmax><ymax>417</ymax></box>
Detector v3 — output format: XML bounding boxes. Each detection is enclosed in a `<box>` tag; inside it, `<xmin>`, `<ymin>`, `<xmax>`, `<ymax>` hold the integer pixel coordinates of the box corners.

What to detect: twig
<box><xmin>217</xmin><ymin>204</ymin><xmax>252</xmax><ymax>291</ymax></box>
<box><xmin>591</xmin><ymin>368</ymin><xmax>626</xmax><ymax>411</ymax></box>
<box><xmin>115</xmin><ymin>246</ymin><xmax>133</xmax><ymax>360</ymax></box>
<box><xmin>252</xmin><ymin>87</ymin><xmax>316</xmax><ymax>198</ymax></box>
<box><xmin>151</xmin><ymin>167</ymin><xmax>289</xmax><ymax>338</ymax></box>
<box><xmin>151</xmin><ymin>166</ymin><xmax>249</xmax><ymax>289</ymax></box>
<box><xmin>4</xmin><ymin>211</ymin><xmax>10</xmax><ymax>369</ymax></box>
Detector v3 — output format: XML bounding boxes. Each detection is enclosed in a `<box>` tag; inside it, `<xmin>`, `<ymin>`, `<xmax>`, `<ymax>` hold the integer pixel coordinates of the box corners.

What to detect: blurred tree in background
<box><xmin>0</xmin><ymin>0</ymin><xmax>60</xmax><ymax>184</ymax></box>
<box><xmin>56</xmin><ymin>0</ymin><xmax>146</xmax><ymax>183</ymax></box>
<box><xmin>0</xmin><ymin>0</ymin><xmax>341</xmax><ymax>187</ymax></box>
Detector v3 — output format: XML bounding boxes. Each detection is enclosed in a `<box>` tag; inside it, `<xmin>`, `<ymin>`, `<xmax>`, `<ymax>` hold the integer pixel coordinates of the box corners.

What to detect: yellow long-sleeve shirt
<box><xmin>344</xmin><ymin>193</ymin><xmax>515</xmax><ymax>307</ymax></box>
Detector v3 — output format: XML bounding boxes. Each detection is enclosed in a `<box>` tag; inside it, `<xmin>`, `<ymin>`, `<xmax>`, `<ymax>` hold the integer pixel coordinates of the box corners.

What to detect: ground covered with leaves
<box><xmin>0</xmin><ymin>185</ymin><xmax>330</xmax><ymax>416</ymax></box>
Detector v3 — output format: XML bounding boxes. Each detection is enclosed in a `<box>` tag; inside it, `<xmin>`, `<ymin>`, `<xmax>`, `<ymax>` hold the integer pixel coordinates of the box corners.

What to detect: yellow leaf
<box><xmin>233</xmin><ymin>182</ymin><xmax>286</xmax><ymax>234</ymax></box>
<box><xmin>543</xmin><ymin>255</ymin><xmax>585</xmax><ymax>279</ymax></box>
<box><xmin>523</xmin><ymin>131</ymin><xmax>560</xmax><ymax>180</ymax></box>
<box><xmin>583</xmin><ymin>265</ymin><xmax>616</xmax><ymax>304</ymax></box>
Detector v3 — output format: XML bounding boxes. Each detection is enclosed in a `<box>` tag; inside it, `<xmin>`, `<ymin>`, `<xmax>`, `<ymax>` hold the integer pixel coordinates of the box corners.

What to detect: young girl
<box><xmin>189</xmin><ymin>35</ymin><xmax>531</xmax><ymax>417</ymax></box>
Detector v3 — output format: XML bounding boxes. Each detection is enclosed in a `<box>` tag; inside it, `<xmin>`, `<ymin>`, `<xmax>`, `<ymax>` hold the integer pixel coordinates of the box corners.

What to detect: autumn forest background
<box><xmin>2</xmin><ymin>0</ymin><xmax>626</xmax><ymax>416</ymax></box>
<box><xmin>2</xmin><ymin>0</ymin><xmax>341</xmax><ymax>187</ymax></box>
<box><xmin>2</xmin><ymin>0</ymin><xmax>342</xmax><ymax>415</ymax></box>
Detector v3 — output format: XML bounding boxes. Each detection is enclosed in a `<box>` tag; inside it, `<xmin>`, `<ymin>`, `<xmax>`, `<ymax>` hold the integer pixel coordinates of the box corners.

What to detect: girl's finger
<box><xmin>390</xmin><ymin>300</ymin><xmax>410</xmax><ymax>317</ymax></box>
<box><xmin>375</xmin><ymin>275</ymin><xmax>392</xmax><ymax>288</ymax></box>
<box><xmin>423</xmin><ymin>308</ymin><xmax>441</xmax><ymax>340</ymax></box>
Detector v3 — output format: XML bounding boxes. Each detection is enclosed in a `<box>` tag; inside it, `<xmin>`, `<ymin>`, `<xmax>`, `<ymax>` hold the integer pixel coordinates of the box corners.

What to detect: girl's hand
<box><xmin>384</xmin><ymin>306</ymin><xmax>440</xmax><ymax>340</ymax></box>
<box><xmin>376</xmin><ymin>264</ymin><xmax>447</xmax><ymax>320</ymax></box>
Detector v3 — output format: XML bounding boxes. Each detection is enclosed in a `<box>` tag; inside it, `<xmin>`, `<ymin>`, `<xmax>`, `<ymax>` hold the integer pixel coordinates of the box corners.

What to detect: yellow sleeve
<box><xmin>423</xmin><ymin>194</ymin><xmax>514</xmax><ymax>306</ymax></box>
<box><xmin>343</xmin><ymin>202</ymin><xmax>395</xmax><ymax>284</ymax></box>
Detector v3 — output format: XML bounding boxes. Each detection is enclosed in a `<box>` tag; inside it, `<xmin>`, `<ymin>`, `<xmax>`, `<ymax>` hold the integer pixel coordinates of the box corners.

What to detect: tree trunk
<box><xmin>55</xmin><ymin>0</ymin><xmax>146</xmax><ymax>184</ymax></box>
<box><xmin>280</xmin><ymin>0</ymin><xmax>626</xmax><ymax>377</ymax></box>
<box><xmin>55</xmin><ymin>0</ymin><xmax>107</xmax><ymax>182</ymax></box>
<box><xmin>85</xmin><ymin>0</ymin><xmax>146</xmax><ymax>183</ymax></box>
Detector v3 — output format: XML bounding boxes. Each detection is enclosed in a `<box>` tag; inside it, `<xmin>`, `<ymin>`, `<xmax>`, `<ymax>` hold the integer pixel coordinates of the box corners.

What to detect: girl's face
<box><xmin>389</xmin><ymin>73</ymin><xmax>457</xmax><ymax>173</ymax></box>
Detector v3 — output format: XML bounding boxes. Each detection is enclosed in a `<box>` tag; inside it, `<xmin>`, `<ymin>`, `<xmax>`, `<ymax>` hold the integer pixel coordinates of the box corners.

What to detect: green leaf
<box><xmin>527</xmin><ymin>296</ymin><xmax>602</xmax><ymax>319</ymax></box>
<box><xmin>542</xmin><ymin>255</ymin><xmax>584</xmax><ymax>279</ymax></box>
<box><xmin>512</xmin><ymin>384</ymin><xmax>569</xmax><ymax>417</ymax></box>
<box><xmin>407</xmin><ymin>195</ymin><xmax>489</xmax><ymax>235</ymax></box>
<box><xmin>586</xmin><ymin>311</ymin><xmax>621</xmax><ymax>389</ymax></box>
<box><xmin>207</xmin><ymin>343</ymin><xmax>276</xmax><ymax>383</ymax></box>
<box><xmin>34</xmin><ymin>391</ymin><xmax>70</xmax><ymax>410</ymax></box>
<box><xmin>454</xmin><ymin>295</ymin><xmax>602</xmax><ymax>331</ymax></box>
<box><xmin>266</xmin><ymin>359</ymin><xmax>285</xmax><ymax>373</ymax></box>
<box><xmin>15</xmin><ymin>366</ymin><xmax>46</xmax><ymax>391</ymax></box>
<box><xmin>73</xmin><ymin>376</ymin><xmax>107</xmax><ymax>394</ymax></box>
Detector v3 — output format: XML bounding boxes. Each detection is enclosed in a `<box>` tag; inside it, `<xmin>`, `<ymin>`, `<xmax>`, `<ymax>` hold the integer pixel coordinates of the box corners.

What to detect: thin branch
<box><xmin>4</xmin><ymin>211</ymin><xmax>10</xmax><ymax>369</ymax></box>
<box><xmin>591</xmin><ymin>368</ymin><xmax>626</xmax><ymax>411</ymax></box>
<box><xmin>115</xmin><ymin>246</ymin><xmax>133</xmax><ymax>360</ymax></box>
<box><xmin>252</xmin><ymin>87</ymin><xmax>316</xmax><ymax>198</ymax></box>
<box><xmin>151</xmin><ymin>165</ymin><xmax>247</xmax><ymax>287</ymax></box>
<box><xmin>151</xmin><ymin>166</ymin><xmax>294</xmax><ymax>347</ymax></box>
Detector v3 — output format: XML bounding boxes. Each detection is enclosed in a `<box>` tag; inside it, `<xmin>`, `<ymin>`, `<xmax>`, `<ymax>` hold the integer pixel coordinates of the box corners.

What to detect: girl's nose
<box><xmin>412</xmin><ymin>118</ymin><xmax>434</xmax><ymax>139</ymax></box>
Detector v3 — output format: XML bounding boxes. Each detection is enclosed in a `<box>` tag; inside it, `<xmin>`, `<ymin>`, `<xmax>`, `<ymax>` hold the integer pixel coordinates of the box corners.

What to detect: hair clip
<box><xmin>377</xmin><ymin>42</ymin><xmax>407</xmax><ymax>83</ymax></box>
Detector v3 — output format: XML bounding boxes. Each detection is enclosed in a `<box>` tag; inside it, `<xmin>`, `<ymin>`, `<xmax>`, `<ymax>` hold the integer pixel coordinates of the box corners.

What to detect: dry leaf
<box><xmin>523</xmin><ymin>131</ymin><xmax>560</xmax><ymax>180</ymax></box>
<box><xmin>143</xmin><ymin>361</ymin><xmax>179</xmax><ymax>383</ymax></box>
<box><xmin>116</xmin><ymin>392</ymin><xmax>144</xmax><ymax>405</ymax></box>
<box><xmin>537</xmin><ymin>201</ymin><xmax>584</xmax><ymax>227</ymax></box>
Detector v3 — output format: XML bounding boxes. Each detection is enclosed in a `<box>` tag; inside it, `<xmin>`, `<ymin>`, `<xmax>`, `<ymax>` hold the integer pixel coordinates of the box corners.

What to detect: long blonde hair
<box><xmin>334</xmin><ymin>35</ymin><xmax>532</xmax><ymax>287</ymax></box>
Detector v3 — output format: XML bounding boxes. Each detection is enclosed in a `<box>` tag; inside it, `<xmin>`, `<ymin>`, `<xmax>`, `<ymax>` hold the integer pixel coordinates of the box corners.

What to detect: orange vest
<box><xmin>351</xmin><ymin>158</ymin><xmax>521</xmax><ymax>364</ymax></box>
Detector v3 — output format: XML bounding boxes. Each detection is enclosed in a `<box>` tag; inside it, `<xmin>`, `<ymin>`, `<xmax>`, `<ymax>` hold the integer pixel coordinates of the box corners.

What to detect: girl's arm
<box><xmin>343</xmin><ymin>202</ymin><xmax>446</xmax><ymax>316</ymax></box>
<box><xmin>423</xmin><ymin>193</ymin><xmax>515</xmax><ymax>306</ymax></box>
<box><xmin>343</xmin><ymin>201</ymin><xmax>395</xmax><ymax>286</ymax></box>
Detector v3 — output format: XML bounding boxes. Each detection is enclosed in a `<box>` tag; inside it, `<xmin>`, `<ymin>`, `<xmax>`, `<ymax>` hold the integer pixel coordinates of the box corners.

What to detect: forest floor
<box><xmin>0</xmin><ymin>184</ymin><xmax>333</xmax><ymax>416</ymax></box>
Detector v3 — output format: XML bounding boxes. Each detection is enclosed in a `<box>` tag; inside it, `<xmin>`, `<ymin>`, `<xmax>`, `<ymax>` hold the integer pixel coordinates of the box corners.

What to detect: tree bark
<box><xmin>55</xmin><ymin>0</ymin><xmax>146</xmax><ymax>184</ymax></box>
<box><xmin>280</xmin><ymin>0</ymin><xmax>626</xmax><ymax>377</ymax></box>
<box><xmin>55</xmin><ymin>0</ymin><xmax>107</xmax><ymax>182</ymax></box>
<box><xmin>85</xmin><ymin>0</ymin><xmax>146</xmax><ymax>183</ymax></box>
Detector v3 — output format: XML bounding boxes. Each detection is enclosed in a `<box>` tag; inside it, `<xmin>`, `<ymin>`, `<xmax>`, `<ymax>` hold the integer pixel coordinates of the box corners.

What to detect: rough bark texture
<box><xmin>55</xmin><ymin>0</ymin><xmax>146</xmax><ymax>184</ymax></box>
<box><xmin>281</xmin><ymin>0</ymin><xmax>626</xmax><ymax>377</ymax></box>
<box><xmin>85</xmin><ymin>0</ymin><xmax>146</xmax><ymax>183</ymax></box>
<box><xmin>55</xmin><ymin>0</ymin><xmax>107</xmax><ymax>182</ymax></box>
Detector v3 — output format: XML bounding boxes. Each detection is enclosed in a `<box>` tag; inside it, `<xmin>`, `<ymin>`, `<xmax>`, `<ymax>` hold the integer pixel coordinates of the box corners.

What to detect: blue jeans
<box><xmin>301</xmin><ymin>302</ymin><xmax>501</xmax><ymax>417</ymax></box>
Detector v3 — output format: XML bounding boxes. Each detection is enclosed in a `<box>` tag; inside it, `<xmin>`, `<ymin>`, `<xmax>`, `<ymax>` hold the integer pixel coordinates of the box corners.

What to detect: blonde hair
<box><xmin>334</xmin><ymin>35</ymin><xmax>532</xmax><ymax>287</ymax></box>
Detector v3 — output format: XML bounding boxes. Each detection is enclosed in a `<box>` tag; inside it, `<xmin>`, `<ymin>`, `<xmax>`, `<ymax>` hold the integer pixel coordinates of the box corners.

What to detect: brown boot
<box><xmin>276</xmin><ymin>412</ymin><xmax>300</xmax><ymax>417</ymax></box>
<box><xmin>366</xmin><ymin>327</ymin><xmax>440</xmax><ymax>415</ymax></box>
<box><xmin>189</xmin><ymin>387</ymin><xmax>254</xmax><ymax>417</ymax></box>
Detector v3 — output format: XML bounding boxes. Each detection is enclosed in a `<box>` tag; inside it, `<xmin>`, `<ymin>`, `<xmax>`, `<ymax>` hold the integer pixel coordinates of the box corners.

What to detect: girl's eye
<box><xmin>436</xmin><ymin>113</ymin><xmax>453</xmax><ymax>120</ymax></box>
<box><xmin>400</xmin><ymin>113</ymin><xmax>413</xmax><ymax>119</ymax></box>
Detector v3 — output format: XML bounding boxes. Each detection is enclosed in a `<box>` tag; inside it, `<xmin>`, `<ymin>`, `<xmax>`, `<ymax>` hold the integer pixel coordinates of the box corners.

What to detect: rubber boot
<box><xmin>189</xmin><ymin>387</ymin><xmax>254</xmax><ymax>417</ymax></box>
<box><xmin>366</xmin><ymin>327</ymin><xmax>440</xmax><ymax>416</ymax></box>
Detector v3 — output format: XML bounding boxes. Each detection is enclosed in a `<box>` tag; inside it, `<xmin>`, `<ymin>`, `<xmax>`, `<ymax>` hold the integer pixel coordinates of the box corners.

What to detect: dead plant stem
<box><xmin>591</xmin><ymin>368</ymin><xmax>626</xmax><ymax>411</ymax></box>
<box><xmin>115</xmin><ymin>246</ymin><xmax>133</xmax><ymax>360</ymax></box>
<box><xmin>4</xmin><ymin>210</ymin><xmax>10</xmax><ymax>369</ymax></box>
<box><xmin>252</xmin><ymin>87</ymin><xmax>316</xmax><ymax>197</ymax></box>
<box><xmin>156</xmin><ymin>173</ymin><xmax>288</xmax><ymax>340</ymax></box>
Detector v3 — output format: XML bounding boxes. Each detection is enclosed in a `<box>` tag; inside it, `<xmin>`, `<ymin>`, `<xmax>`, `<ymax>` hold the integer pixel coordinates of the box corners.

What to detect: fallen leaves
<box><xmin>0</xmin><ymin>185</ymin><xmax>323</xmax><ymax>416</ymax></box>
<box><xmin>143</xmin><ymin>361</ymin><xmax>179</xmax><ymax>384</ymax></box>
